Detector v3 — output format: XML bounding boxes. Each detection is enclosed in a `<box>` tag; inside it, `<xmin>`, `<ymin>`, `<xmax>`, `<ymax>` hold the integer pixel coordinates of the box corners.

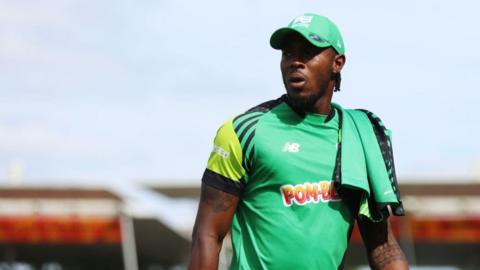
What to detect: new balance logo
<box><xmin>282</xmin><ymin>142</ymin><xmax>300</xmax><ymax>153</ymax></box>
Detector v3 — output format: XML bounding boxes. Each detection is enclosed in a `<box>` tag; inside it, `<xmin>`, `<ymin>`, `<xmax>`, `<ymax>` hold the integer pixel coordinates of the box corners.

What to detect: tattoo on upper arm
<box><xmin>370</xmin><ymin>242</ymin><xmax>408</xmax><ymax>269</ymax></box>
<box><xmin>201</xmin><ymin>184</ymin><xmax>237</xmax><ymax>212</ymax></box>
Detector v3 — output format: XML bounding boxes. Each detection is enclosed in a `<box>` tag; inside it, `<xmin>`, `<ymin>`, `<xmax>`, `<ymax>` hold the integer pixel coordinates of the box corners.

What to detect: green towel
<box><xmin>332</xmin><ymin>103</ymin><xmax>404</xmax><ymax>221</ymax></box>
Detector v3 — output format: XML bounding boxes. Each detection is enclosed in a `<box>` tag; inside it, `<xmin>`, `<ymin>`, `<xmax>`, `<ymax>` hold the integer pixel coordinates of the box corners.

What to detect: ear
<box><xmin>332</xmin><ymin>54</ymin><xmax>346</xmax><ymax>74</ymax></box>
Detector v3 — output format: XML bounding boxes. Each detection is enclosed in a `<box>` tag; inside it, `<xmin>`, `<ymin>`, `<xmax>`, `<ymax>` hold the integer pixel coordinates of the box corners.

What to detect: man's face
<box><xmin>280</xmin><ymin>32</ymin><xmax>339</xmax><ymax>112</ymax></box>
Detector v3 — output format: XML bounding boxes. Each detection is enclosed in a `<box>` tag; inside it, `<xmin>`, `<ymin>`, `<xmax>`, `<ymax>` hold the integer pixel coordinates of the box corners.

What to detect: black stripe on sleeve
<box><xmin>234</xmin><ymin>114</ymin><xmax>261</xmax><ymax>133</ymax></box>
<box><xmin>238</xmin><ymin>119</ymin><xmax>259</xmax><ymax>143</ymax></box>
<box><xmin>242</xmin><ymin>130</ymin><xmax>256</xmax><ymax>172</ymax></box>
<box><xmin>201</xmin><ymin>169</ymin><xmax>245</xmax><ymax>197</ymax></box>
<box><xmin>244</xmin><ymin>145</ymin><xmax>256</xmax><ymax>173</ymax></box>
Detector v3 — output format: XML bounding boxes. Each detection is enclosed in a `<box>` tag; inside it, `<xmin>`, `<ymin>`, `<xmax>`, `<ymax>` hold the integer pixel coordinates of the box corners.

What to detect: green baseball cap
<box><xmin>270</xmin><ymin>13</ymin><xmax>345</xmax><ymax>55</ymax></box>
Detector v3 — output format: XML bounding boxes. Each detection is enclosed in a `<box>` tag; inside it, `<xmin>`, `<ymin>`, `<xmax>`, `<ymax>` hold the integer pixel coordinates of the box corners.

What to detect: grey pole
<box><xmin>120</xmin><ymin>214</ymin><xmax>139</xmax><ymax>270</ymax></box>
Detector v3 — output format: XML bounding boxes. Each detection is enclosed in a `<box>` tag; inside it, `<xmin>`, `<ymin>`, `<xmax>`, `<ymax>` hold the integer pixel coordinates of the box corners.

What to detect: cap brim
<box><xmin>270</xmin><ymin>27</ymin><xmax>331</xmax><ymax>50</ymax></box>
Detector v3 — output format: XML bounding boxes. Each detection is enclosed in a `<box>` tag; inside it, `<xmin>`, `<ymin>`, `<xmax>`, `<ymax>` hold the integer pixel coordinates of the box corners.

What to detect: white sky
<box><xmin>0</xmin><ymin>0</ymin><xmax>479</xmax><ymax>184</ymax></box>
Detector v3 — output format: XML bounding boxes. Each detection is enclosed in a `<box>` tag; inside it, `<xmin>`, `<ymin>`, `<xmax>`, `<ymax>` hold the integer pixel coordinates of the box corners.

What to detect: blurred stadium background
<box><xmin>0</xmin><ymin>173</ymin><xmax>478</xmax><ymax>270</ymax></box>
<box><xmin>2</xmin><ymin>0</ymin><xmax>480</xmax><ymax>269</ymax></box>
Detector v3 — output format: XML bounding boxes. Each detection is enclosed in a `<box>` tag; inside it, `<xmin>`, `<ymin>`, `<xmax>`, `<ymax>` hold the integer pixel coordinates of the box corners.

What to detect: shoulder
<box><xmin>334</xmin><ymin>103</ymin><xmax>387</xmax><ymax>123</ymax></box>
<box><xmin>213</xmin><ymin>95</ymin><xmax>286</xmax><ymax>143</ymax></box>
<box><xmin>210</xmin><ymin>96</ymin><xmax>286</xmax><ymax>171</ymax></box>
<box><xmin>339</xmin><ymin>106</ymin><xmax>392</xmax><ymax>135</ymax></box>
<box><xmin>216</xmin><ymin>95</ymin><xmax>287</xmax><ymax>140</ymax></box>
<box><xmin>353</xmin><ymin>109</ymin><xmax>392</xmax><ymax>139</ymax></box>
<box><xmin>244</xmin><ymin>95</ymin><xmax>286</xmax><ymax>114</ymax></box>
<box><xmin>204</xmin><ymin>97</ymin><xmax>286</xmax><ymax>191</ymax></box>
<box><xmin>354</xmin><ymin>109</ymin><xmax>387</xmax><ymax>125</ymax></box>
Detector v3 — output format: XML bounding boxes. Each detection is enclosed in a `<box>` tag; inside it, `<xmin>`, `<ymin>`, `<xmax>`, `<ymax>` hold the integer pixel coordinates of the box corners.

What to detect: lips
<box><xmin>287</xmin><ymin>73</ymin><xmax>306</xmax><ymax>89</ymax></box>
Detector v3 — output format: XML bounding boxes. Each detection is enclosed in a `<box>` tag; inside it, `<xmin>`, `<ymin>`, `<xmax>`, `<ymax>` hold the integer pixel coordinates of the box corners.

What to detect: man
<box><xmin>189</xmin><ymin>13</ymin><xmax>409</xmax><ymax>270</ymax></box>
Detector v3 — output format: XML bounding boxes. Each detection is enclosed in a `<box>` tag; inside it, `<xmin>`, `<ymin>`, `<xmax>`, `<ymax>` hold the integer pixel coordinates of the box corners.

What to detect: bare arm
<box><xmin>188</xmin><ymin>183</ymin><xmax>240</xmax><ymax>270</ymax></box>
<box><xmin>357</xmin><ymin>216</ymin><xmax>409</xmax><ymax>270</ymax></box>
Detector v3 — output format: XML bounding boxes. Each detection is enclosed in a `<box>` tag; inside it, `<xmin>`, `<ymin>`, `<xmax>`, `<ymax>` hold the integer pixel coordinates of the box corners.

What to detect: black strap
<box><xmin>332</xmin><ymin>108</ymin><xmax>342</xmax><ymax>186</ymax></box>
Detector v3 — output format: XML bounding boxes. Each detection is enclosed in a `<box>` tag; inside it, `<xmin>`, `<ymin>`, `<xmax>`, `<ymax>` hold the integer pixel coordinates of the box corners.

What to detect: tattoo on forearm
<box><xmin>201</xmin><ymin>185</ymin><xmax>237</xmax><ymax>212</ymax></box>
<box><xmin>370</xmin><ymin>242</ymin><xmax>408</xmax><ymax>270</ymax></box>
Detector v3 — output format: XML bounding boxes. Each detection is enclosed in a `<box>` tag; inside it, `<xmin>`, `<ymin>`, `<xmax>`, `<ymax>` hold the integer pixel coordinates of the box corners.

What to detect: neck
<box><xmin>310</xmin><ymin>97</ymin><xmax>332</xmax><ymax>114</ymax></box>
<box><xmin>303</xmin><ymin>83</ymin><xmax>335</xmax><ymax>115</ymax></box>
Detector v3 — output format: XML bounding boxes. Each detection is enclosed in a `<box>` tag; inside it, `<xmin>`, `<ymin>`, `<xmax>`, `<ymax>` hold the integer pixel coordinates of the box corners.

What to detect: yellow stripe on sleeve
<box><xmin>206</xmin><ymin>118</ymin><xmax>246</xmax><ymax>182</ymax></box>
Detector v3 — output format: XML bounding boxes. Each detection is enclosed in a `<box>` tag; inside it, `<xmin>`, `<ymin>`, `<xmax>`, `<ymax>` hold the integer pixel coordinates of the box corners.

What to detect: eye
<box><xmin>282</xmin><ymin>50</ymin><xmax>292</xmax><ymax>58</ymax></box>
<box><xmin>304</xmin><ymin>47</ymin><xmax>318</xmax><ymax>58</ymax></box>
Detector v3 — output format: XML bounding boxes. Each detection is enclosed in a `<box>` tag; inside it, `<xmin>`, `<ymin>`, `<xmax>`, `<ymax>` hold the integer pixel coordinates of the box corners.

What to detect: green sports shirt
<box><xmin>202</xmin><ymin>96</ymin><xmax>354</xmax><ymax>269</ymax></box>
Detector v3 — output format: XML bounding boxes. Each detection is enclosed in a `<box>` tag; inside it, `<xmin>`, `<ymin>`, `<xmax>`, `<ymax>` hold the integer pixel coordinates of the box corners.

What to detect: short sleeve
<box><xmin>202</xmin><ymin>118</ymin><xmax>246</xmax><ymax>196</ymax></box>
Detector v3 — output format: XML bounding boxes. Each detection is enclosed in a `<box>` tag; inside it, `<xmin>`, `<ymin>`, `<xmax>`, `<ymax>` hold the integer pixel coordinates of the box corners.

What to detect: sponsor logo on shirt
<box><xmin>212</xmin><ymin>145</ymin><xmax>229</xmax><ymax>158</ymax></box>
<box><xmin>280</xmin><ymin>181</ymin><xmax>341</xmax><ymax>206</ymax></box>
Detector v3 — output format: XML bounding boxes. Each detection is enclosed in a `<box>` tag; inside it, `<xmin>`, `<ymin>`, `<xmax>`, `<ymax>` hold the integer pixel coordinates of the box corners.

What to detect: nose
<box><xmin>290</xmin><ymin>58</ymin><xmax>304</xmax><ymax>68</ymax></box>
<box><xmin>288</xmin><ymin>53</ymin><xmax>305</xmax><ymax>69</ymax></box>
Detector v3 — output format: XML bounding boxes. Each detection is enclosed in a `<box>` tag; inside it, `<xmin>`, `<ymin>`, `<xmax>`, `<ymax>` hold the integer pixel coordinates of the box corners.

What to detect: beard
<box><xmin>286</xmin><ymin>89</ymin><xmax>325</xmax><ymax>112</ymax></box>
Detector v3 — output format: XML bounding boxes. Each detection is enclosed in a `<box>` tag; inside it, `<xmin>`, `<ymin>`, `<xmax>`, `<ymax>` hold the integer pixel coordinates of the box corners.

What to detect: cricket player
<box><xmin>189</xmin><ymin>13</ymin><xmax>409</xmax><ymax>270</ymax></box>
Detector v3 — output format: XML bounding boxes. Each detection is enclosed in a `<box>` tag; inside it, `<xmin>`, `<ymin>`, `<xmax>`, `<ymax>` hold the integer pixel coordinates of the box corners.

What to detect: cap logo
<box><xmin>308</xmin><ymin>33</ymin><xmax>324</xmax><ymax>43</ymax></box>
<box><xmin>291</xmin><ymin>15</ymin><xmax>313</xmax><ymax>28</ymax></box>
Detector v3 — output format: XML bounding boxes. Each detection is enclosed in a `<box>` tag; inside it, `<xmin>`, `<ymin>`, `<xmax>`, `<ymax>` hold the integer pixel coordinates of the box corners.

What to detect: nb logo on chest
<box><xmin>282</xmin><ymin>142</ymin><xmax>300</xmax><ymax>153</ymax></box>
